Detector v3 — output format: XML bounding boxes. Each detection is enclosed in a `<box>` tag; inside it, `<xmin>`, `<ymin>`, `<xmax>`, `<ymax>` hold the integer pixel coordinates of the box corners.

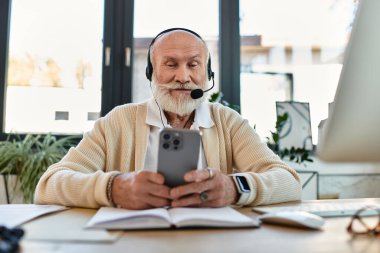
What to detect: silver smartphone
<box><xmin>157</xmin><ymin>128</ymin><xmax>201</xmax><ymax>187</ymax></box>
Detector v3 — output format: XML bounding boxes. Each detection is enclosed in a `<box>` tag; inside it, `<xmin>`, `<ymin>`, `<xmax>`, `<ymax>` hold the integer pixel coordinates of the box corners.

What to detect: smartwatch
<box><xmin>232</xmin><ymin>174</ymin><xmax>251</xmax><ymax>206</ymax></box>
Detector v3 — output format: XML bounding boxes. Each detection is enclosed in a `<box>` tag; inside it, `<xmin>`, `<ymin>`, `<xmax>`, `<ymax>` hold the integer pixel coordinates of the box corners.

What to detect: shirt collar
<box><xmin>194</xmin><ymin>100</ymin><xmax>214</xmax><ymax>129</ymax></box>
<box><xmin>146</xmin><ymin>98</ymin><xmax>167</xmax><ymax>129</ymax></box>
<box><xmin>146</xmin><ymin>98</ymin><xmax>214</xmax><ymax>129</ymax></box>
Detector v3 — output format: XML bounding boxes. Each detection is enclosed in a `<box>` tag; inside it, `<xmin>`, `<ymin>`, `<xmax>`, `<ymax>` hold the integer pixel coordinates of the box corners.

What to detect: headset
<box><xmin>146</xmin><ymin>28</ymin><xmax>216</xmax><ymax>128</ymax></box>
<box><xmin>145</xmin><ymin>28</ymin><xmax>215</xmax><ymax>99</ymax></box>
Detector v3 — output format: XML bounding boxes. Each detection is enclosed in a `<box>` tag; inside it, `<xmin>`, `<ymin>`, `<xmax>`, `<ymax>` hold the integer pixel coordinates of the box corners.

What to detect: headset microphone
<box><xmin>190</xmin><ymin>73</ymin><xmax>215</xmax><ymax>99</ymax></box>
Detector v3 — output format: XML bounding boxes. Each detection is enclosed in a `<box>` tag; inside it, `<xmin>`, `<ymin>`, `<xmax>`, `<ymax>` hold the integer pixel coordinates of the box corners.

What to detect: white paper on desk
<box><xmin>0</xmin><ymin>204</ymin><xmax>67</xmax><ymax>228</ymax></box>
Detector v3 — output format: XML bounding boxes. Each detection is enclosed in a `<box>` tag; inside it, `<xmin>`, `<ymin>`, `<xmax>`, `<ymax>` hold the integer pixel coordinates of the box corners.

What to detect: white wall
<box><xmin>288</xmin><ymin>158</ymin><xmax>380</xmax><ymax>199</ymax></box>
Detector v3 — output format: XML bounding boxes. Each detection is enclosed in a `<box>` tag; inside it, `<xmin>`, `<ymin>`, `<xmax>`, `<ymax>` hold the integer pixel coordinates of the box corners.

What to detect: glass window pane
<box><xmin>6</xmin><ymin>0</ymin><xmax>104</xmax><ymax>134</ymax></box>
<box><xmin>133</xmin><ymin>0</ymin><xmax>219</xmax><ymax>103</ymax></box>
<box><xmin>240</xmin><ymin>0</ymin><xmax>357</xmax><ymax>144</ymax></box>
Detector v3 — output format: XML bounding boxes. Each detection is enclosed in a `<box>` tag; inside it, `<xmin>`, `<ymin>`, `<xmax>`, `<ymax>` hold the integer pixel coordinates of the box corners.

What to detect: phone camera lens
<box><xmin>173</xmin><ymin>139</ymin><xmax>180</xmax><ymax>145</ymax></box>
<box><xmin>163</xmin><ymin>143</ymin><xmax>170</xmax><ymax>149</ymax></box>
<box><xmin>163</xmin><ymin>133</ymin><xmax>171</xmax><ymax>140</ymax></box>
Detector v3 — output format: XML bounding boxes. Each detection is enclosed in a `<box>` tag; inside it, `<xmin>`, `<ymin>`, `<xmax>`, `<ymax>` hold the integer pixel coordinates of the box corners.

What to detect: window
<box><xmin>0</xmin><ymin>0</ymin><xmax>236</xmax><ymax>137</ymax></box>
<box><xmin>240</xmin><ymin>0</ymin><xmax>357</xmax><ymax>144</ymax></box>
<box><xmin>5</xmin><ymin>0</ymin><xmax>104</xmax><ymax>134</ymax></box>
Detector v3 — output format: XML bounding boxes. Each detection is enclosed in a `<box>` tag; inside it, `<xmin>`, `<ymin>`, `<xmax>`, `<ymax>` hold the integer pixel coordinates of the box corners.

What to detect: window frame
<box><xmin>0</xmin><ymin>0</ymin><xmax>241</xmax><ymax>139</ymax></box>
<box><xmin>0</xmin><ymin>0</ymin><xmax>12</xmax><ymax>139</ymax></box>
<box><xmin>219</xmin><ymin>0</ymin><xmax>240</xmax><ymax>106</ymax></box>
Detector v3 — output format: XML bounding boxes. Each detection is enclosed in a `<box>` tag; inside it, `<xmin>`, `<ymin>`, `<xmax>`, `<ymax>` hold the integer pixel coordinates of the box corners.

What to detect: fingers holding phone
<box><xmin>155</xmin><ymin>128</ymin><xmax>237</xmax><ymax>208</ymax></box>
<box><xmin>184</xmin><ymin>167</ymin><xmax>214</xmax><ymax>182</ymax></box>
<box><xmin>112</xmin><ymin>171</ymin><xmax>172</xmax><ymax>210</ymax></box>
<box><xmin>170</xmin><ymin>168</ymin><xmax>238</xmax><ymax>208</ymax></box>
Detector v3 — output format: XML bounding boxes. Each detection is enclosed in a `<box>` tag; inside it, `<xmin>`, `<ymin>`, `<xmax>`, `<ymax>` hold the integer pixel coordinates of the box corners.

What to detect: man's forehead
<box><xmin>151</xmin><ymin>31</ymin><xmax>207</xmax><ymax>57</ymax></box>
<box><xmin>160</xmin><ymin>54</ymin><xmax>203</xmax><ymax>61</ymax></box>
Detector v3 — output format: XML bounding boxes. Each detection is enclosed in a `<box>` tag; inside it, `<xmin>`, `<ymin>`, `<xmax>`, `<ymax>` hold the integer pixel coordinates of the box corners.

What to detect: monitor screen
<box><xmin>317</xmin><ymin>0</ymin><xmax>380</xmax><ymax>162</ymax></box>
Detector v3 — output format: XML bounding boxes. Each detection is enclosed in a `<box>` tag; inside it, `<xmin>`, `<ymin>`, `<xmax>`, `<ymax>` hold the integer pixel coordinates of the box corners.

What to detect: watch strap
<box><xmin>233</xmin><ymin>173</ymin><xmax>252</xmax><ymax>206</ymax></box>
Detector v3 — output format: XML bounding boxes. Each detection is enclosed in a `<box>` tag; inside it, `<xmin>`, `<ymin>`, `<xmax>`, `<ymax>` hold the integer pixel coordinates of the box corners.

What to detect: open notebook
<box><xmin>86</xmin><ymin>206</ymin><xmax>260</xmax><ymax>230</ymax></box>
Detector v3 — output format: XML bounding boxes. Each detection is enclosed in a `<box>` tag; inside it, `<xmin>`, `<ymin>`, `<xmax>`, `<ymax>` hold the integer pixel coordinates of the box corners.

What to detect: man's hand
<box><xmin>170</xmin><ymin>168</ymin><xmax>238</xmax><ymax>207</ymax></box>
<box><xmin>111</xmin><ymin>171</ymin><xmax>172</xmax><ymax>210</ymax></box>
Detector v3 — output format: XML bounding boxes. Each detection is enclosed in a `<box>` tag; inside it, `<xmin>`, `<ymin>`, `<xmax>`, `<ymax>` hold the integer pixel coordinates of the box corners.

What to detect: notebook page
<box><xmin>169</xmin><ymin>207</ymin><xmax>259</xmax><ymax>227</ymax></box>
<box><xmin>86</xmin><ymin>207</ymin><xmax>172</xmax><ymax>229</ymax></box>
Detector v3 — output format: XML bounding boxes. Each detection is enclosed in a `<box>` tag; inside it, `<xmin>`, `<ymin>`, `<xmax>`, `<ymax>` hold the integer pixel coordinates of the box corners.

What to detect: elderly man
<box><xmin>34</xmin><ymin>28</ymin><xmax>301</xmax><ymax>209</ymax></box>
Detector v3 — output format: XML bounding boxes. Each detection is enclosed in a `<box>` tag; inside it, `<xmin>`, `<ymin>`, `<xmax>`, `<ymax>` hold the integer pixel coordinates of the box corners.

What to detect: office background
<box><xmin>0</xmin><ymin>0</ymin><xmax>356</xmax><ymax>139</ymax></box>
<box><xmin>1</xmin><ymin>0</ymin><xmax>379</xmax><ymax>204</ymax></box>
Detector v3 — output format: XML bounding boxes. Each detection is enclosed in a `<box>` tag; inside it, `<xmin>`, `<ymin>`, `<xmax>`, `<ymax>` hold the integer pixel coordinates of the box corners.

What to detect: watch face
<box><xmin>236</xmin><ymin>175</ymin><xmax>250</xmax><ymax>193</ymax></box>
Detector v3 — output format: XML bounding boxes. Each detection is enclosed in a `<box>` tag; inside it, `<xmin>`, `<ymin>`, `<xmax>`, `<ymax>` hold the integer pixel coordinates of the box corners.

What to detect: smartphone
<box><xmin>157</xmin><ymin>128</ymin><xmax>201</xmax><ymax>187</ymax></box>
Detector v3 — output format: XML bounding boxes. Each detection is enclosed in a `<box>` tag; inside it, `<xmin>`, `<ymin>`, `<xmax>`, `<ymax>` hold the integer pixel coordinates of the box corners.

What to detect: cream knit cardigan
<box><xmin>34</xmin><ymin>101</ymin><xmax>301</xmax><ymax>208</ymax></box>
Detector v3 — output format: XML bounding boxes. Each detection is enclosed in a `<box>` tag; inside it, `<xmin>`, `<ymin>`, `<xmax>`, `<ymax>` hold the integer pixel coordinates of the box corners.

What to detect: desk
<box><xmin>20</xmin><ymin>199</ymin><xmax>380</xmax><ymax>253</ymax></box>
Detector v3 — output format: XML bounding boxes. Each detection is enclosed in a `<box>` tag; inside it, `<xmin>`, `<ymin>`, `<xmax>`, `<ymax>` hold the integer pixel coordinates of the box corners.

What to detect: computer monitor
<box><xmin>317</xmin><ymin>0</ymin><xmax>380</xmax><ymax>162</ymax></box>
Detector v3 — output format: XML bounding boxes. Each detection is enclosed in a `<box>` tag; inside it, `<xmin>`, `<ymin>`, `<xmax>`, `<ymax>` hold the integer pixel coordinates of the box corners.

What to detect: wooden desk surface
<box><xmin>20</xmin><ymin>199</ymin><xmax>380</xmax><ymax>253</ymax></box>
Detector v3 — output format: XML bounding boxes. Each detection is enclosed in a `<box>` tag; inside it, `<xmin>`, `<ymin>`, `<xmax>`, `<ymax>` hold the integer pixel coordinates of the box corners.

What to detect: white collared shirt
<box><xmin>143</xmin><ymin>98</ymin><xmax>214</xmax><ymax>172</ymax></box>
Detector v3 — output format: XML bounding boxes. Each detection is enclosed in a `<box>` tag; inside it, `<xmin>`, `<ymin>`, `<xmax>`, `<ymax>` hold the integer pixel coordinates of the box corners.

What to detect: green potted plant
<box><xmin>268</xmin><ymin>113</ymin><xmax>313</xmax><ymax>165</ymax></box>
<box><xmin>0</xmin><ymin>134</ymin><xmax>77</xmax><ymax>203</ymax></box>
<box><xmin>209</xmin><ymin>92</ymin><xmax>312</xmax><ymax>165</ymax></box>
<box><xmin>209</xmin><ymin>91</ymin><xmax>240</xmax><ymax>113</ymax></box>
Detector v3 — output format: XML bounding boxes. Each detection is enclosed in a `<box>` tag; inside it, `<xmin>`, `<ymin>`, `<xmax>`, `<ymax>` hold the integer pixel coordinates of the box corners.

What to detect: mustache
<box><xmin>155</xmin><ymin>82</ymin><xmax>200</xmax><ymax>90</ymax></box>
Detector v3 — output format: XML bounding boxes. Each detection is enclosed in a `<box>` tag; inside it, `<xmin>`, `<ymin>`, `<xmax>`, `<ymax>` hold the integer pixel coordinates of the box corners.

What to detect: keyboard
<box><xmin>253</xmin><ymin>200</ymin><xmax>380</xmax><ymax>217</ymax></box>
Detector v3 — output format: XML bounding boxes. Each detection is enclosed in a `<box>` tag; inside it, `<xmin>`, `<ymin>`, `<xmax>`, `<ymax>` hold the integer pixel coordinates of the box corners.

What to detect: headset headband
<box><xmin>145</xmin><ymin>28</ymin><xmax>214</xmax><ymax>81</ymax></box>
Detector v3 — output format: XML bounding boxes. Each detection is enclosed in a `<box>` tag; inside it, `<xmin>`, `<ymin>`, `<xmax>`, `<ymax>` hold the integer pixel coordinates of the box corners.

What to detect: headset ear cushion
<box><xmin>146</xmin><ymin>65</ymin><xmax>151</xmax><ymax>81</ymax></box>
<box><xmin>146</xmin><ymin>52</ymin><xmax>153</xmax><ymax>81</ymax></box>
<box><xmin>207</xmin><ymin>56</ymin><xmax>213</xmax><ymax>81</ymax></box>
<box><xmin>210</xmin><ymin>71</ymin><xmax>215</xmax><ymax>80</ymax></box>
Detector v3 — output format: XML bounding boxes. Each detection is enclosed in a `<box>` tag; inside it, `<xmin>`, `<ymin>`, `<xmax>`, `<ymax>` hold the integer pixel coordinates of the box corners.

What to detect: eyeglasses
<box><xmin>347</xmin><ymin>206</ymin><xmax>380</xmax><ymax>236</ymax></box>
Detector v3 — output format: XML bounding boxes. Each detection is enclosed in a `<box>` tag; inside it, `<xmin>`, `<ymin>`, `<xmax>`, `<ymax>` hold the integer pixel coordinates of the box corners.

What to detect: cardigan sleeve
<box><xmin>34</xmin><ymin>113</ymin><xmax>120</xmax><ymax>208</ymax></box>
<box><xmin>224</xmin><ymin>107</ymin><xmax>302</xmax><ymax>206</ymax></box>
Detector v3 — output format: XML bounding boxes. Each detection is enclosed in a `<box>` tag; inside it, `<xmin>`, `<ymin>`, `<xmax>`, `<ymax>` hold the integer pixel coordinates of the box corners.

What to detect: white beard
<box><xmin>152</xmin><ymin>77</ymin><xmax>207</xmax><ymax>116</ymax></box>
